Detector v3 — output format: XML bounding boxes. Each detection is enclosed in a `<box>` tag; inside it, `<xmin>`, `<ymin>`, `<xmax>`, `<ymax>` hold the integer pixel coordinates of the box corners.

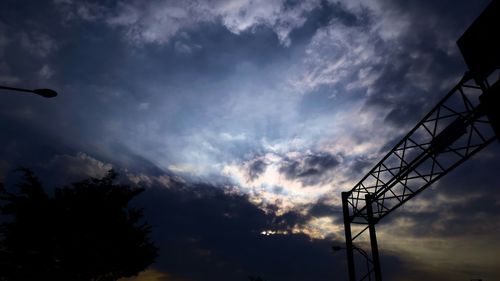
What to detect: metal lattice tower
<box><xmin>341</xmin><ymin>1</ymin><xmax>500</xmax><ymax>281</ymax></box>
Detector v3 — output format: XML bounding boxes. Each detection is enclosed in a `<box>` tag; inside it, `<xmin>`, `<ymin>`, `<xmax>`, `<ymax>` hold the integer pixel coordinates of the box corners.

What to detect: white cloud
<box><xmin>138</xmin><ymin>102</ymin><xmax>150</xmax><ymax>110</ymax></box>
<box><xmin>53</xmin><ymin>0</ymin><xmax>108</xmax><ymax>21</ymax></box>
<box><xmin>174</xmin><ymin>40</ymin><xmax>202</xmax><ymax>54</ymax></box>
<box><xmin>39</xmin><ymin>64</ymin><xmax>55</xmax><ymax>79</ymax></box>
<box><xmin>105</xmin><ymin>1</ymin><xmax>139</xmax><ymax>26</ymax></box>
<box><xmin>44</xmin><ymin>152</ymin><xmax>182</xmax><ymax>189</ymax></box>
<box><xmin>219</xmin><ymin>132</ymin><xmax>246</xmax><ymax>141</ymax></box>
<box><xmin>46</xmin><ymin>152</ymin><xmax>113</xmax><ymax>179</ymax></box>
<box><xmin>106</xmin><ymin>1</ymin><xmax>206</xmax><ymax>45</ymax></box>
<box><xmin>291</xmin><ymin>21</ymin><xmax>382</xmax><ymax>94</ymax></box>
<box><xmin>124</xmin><ymin>172</ymin><xmax>175</xmax><ymax>188</ymax></box>
<box><xmin>19</xmin><ymin>31</ymin><xmax>58</xmax><ymax>58</ymax></box>
<box><xmin>75</xmin><ymin>2</ymin><xmax>108</xmax><ymax>21</ymax></box>
<box><xmin>222</xmin><ymin>151</ymin><xmax>343</xmax><ymax>214</ymax></box>
<box><xmin>291</xmin><ymin>216</ymin><xmax>342</xmax><ymax>240</ymax></box>
<box><xmin>292</xmin><ymin>0</ymin><xmax>465</xmax><ymax>98</ymax></box>
<box><xmin>212</xmin><ymin>0</ymin><xmax>320</xmax><ymax>46</ymax></box>
<box><xmin>58</xmin><ymin>0</ymin><xmax>321</xmax><ymax>46</ymax></box>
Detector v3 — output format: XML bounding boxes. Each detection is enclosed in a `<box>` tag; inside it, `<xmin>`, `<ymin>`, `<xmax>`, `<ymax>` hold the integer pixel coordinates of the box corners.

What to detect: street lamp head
<box><xmin>33</xmin><ymin>88</ymin><xmax>58</xmax><ymax>98</ymax></box>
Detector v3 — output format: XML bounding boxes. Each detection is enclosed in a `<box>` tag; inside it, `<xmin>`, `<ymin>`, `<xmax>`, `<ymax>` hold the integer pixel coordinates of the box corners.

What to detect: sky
<box><xmin>0</xmin><ymin>0</ymin><xmax>499</xmax><ymax>280</ymax></box>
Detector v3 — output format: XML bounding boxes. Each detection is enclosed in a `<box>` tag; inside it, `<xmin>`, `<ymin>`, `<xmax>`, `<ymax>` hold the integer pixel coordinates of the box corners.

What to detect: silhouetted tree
<box><xmin>0</xmin><ymin>169</ymin><xmax>158</xmax><ymax>281</ymax></box>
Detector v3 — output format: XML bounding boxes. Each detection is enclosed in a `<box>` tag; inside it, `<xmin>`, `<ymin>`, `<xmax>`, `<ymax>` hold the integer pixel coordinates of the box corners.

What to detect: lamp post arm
<box><xmin>0</xmin><ymin>86</ymin><xmax>58</xmax><ymax>98</ymax></box>
<box><xmin>0</xmin><ymin>86</ymin><xmax>33</xmax><ymax>93</ymax></box>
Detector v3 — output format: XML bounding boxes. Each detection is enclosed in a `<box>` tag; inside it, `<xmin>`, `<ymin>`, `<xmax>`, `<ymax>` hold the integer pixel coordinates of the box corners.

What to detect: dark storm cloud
<box><xmin>362</xmin><ymin>51</ymin><xmax>452</xmax><ymax>128</ymax></box>
<box><xmin>358</xmin><ymin>0</ymin><xmax>492</xmax><ymax>129</ymax></box>
<box><xmin>305</xmin><ymin>153</ymin><xmax>340</xmax><ymax>170</ymax></box>
<box><xmin>248</xmin><ymin>159</ymin><xmax>267</xmax><ymax>181</ymax></box>
<box><xmin>349</xmin><ymin>155</ymin><xmax>374</xmax><ymax>175</ymax></box>
<box><xmin>279</xmin><ymin>152</ymin><xmax>341</xmax><ymax>186</ymax></box>
<box><xmin>308</xmin><ymin>201</ymin><xmax>342</xmax><ymax>218</ymax></box>
<box><xmin>134</xmin><ymin>181</ymin><xmax>347</xmax><ymax>281</ymax></box>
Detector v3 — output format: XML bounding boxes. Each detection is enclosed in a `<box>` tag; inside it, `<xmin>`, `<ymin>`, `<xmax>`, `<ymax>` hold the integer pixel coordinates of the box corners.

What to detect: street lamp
<box><xmin>332</xmin><ymin>244</ymin><xmax>373</xmax><ymax>281</ymax></box>
<box><xmin>0</xmin><ymin>85</ymin><xmax>57</xmax><ymax>98</ymax></box>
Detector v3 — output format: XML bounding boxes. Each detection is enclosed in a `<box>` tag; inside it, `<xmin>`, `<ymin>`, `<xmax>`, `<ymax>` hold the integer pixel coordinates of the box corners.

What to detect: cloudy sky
<box><xmin>1</xmin><ymin>0</ymin><xmax>499</xmax><ymax>280</ymax></box>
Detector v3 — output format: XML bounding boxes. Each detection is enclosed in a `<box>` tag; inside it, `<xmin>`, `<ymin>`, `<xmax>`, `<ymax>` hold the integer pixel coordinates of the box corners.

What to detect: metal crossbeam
<box><xmin>345</xmin><ymin>72</ymin><xmax>496</xmax><ymax>226</ymax></box>
<box><xmin>342</xmin><ymin>72</ymin><xmax>499</xmax><ymax>281</ymax></box>
<box><xmin>341</xmin><ymin>3</ymin><xmax>499</xmax><ymax>280</ymax></box>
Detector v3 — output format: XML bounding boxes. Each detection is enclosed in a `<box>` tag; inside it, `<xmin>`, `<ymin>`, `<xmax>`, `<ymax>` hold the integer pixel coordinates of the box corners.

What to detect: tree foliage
<box><xmin>0</xmin><ymin>169</ymin><xmax>158</xmax><ymax>281</ymax></box>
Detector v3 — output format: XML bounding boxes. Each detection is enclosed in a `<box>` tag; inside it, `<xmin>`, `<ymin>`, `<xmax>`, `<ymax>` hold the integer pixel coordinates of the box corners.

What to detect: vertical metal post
<box><xmin>366</xmin><ymin>194</ymin><xmax>382</xmax><ymax>281</ymax></box>
<box><xmin>342</xmin><ymin>192</ymin><xmax>356</xmax><ymax>281</ymax></box>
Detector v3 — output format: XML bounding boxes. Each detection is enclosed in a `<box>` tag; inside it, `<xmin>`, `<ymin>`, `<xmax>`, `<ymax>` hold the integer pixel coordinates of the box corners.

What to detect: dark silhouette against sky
<box><xmin>0</xmin><ymin>169</ymin><xmax>157</xmax><ymax>281</ymax></box>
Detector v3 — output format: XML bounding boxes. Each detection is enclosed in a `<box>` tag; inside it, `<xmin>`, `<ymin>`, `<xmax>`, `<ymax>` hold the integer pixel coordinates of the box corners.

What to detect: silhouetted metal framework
<box><xmin>348</xmin><ymin>73</ymin><xmax>497</xmax><ymax>223</ymax></box>
<box><xmin>341</xmin><ymin>1</ymin><xmax>500</xmax><ymax>281</ymax></box>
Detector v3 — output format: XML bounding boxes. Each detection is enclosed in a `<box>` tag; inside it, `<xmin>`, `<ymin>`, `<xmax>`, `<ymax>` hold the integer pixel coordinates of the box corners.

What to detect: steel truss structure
<box><xmin>340</xmin><ymin>2</ymin><xmax>500</xmax><ymax>280</ymax></box>
<box><xmin>341</xmin><ymin>1</ymin><xmax>500</xmax><ymax>279</ymax></box>
<box><xmin>342</xmin><ymin>71</ymin><xmax>499</xmax><ymax>281</ymax></box>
